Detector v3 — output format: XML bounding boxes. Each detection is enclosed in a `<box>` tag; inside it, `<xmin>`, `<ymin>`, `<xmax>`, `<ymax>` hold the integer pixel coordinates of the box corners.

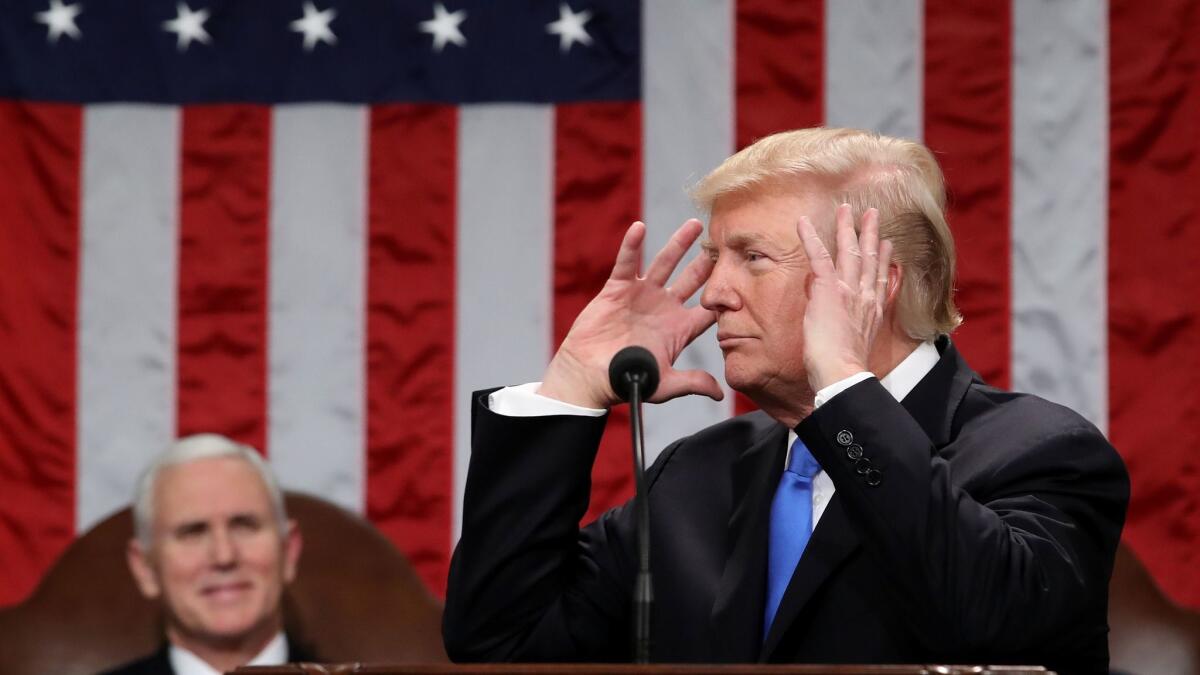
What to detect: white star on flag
<box><xmin>419</xmin><ymin>3</ymin><xmax>467</xmax><ymax>53</ymax></box>
<box><xmin>290</xmin><ymin>1</ymin><xmax>337</xmax><ymax>51</ymax></box>
<box><xmin>162</xmin><ymin>3</ymin><xmax>211</xmax><ymax>52</ymax></box>
<box><xmin>546</xmin><ymin>3</ymin><xmax>593</xmax><ymax>53</ymax></box>
<box><xmin>34</xmin><ymin>0</ymin><xmax>83</xmax><ymax>43</ymax></box>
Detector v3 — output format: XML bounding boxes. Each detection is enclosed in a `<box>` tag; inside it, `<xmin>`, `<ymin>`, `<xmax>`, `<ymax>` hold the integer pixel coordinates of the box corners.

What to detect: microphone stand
<box><xmin>627</xmin><ymin>372</ymin><xmax>653</xmax><ymax>664</ymax></box>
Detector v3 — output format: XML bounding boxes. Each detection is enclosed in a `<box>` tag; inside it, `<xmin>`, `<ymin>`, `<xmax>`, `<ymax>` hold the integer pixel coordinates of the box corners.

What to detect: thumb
<box><xmin>653</xmin><ymin>368</ymin><xmax>725</xmax><ymax>403</ymax></box>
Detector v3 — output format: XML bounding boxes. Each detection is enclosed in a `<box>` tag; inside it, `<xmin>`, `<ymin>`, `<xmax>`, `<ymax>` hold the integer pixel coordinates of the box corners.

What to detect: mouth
<box><xmin>716</xmin><ymin>333</ymin><xmax>753</xmax><ymax>349</ymax></box>
<box><xmin>200</xmin><ymin>580</ymin><xmax>253</xmax><ymax>601</ymax></box>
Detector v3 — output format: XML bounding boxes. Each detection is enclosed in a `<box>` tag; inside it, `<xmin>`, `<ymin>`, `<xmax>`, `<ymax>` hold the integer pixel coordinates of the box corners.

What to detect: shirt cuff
<box><xmin>488</xmin><ymin>382</ymin><xmax>608</xmax><ymax>417</ymax></box>
<box><xmin>813</xmin><ymin>372</ymin><xmax>874</xmax><ymax>408</ymax></box>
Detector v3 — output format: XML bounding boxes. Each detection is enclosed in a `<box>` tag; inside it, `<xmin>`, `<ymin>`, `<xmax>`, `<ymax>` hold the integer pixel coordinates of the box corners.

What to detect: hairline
<box><xmin>133</xmin><ymin>434</ymin><xmax>289</xmax><ymax>550</ymax></box>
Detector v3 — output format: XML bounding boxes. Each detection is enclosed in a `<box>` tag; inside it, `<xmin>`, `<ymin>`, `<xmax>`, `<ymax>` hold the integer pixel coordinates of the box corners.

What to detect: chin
<box><xmin>199</xmin><ymin>604</ymin><xmax>272</xmax><ymax>638</ymax></box>
<box><xmin>722</xmin><ymin>364</ymin><xmax>763</xmax><ymax>399</ymax></box>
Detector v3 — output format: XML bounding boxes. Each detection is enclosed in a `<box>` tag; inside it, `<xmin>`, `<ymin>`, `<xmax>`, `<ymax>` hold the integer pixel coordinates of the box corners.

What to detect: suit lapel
<box><xmin>759</xmin><ymin>494</ymin><xmax>860</xmax><ymax>659</ymax></box>
<box><xmin>709</xmin><ymin>422</ymin><xmax>788</xmax><ymax>662</ymax></box>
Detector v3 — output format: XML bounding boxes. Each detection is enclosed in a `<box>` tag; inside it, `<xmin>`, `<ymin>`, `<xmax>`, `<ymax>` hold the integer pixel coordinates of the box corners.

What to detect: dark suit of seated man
<box><xmin>101</xmin><ymin>434</ymin><xmax>310</xmax><ymax>675</ymax></box>
<box><xmin>443</xmin><ymin>127</ymin><xmax>1129</xmax><ymax>674</ymax></box>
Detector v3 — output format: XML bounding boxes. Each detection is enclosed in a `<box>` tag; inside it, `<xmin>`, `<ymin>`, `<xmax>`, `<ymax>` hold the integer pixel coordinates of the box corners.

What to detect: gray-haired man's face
<box><xmin>128</xmin><ymin>456</ymin><xmax>301</xmax><ymax>649</ymax></box>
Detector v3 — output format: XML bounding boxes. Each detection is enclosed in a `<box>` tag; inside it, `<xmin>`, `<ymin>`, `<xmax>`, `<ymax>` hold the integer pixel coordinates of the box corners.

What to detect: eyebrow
<box><xmin>703</xmin><ymin>231</ymin><xmax>774</xmax><ymax>253</ymax></box>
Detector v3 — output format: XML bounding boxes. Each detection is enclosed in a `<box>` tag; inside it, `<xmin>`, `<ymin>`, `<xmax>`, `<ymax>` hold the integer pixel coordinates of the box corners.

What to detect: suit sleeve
<box><xmin>443</xmin><ymin>388</ymin><xmax>648</xmax><ymax>662</ymax></box>
<box><xmin>798</xmin><ymin>378</ymin><xmax>1129</xmax><ymax>654</ymax></box>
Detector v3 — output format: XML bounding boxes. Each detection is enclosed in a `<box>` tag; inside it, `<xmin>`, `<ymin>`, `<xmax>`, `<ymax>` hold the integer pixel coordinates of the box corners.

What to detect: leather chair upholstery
<box><xmin>0</xmin><ymin>492</ymin><xmax>447</xmax><ymax>675</ymax></box>
<box><xmin>1108</xmin><ymin>544</ymin><xmax>1200</xmax><ymax>674</ymax></box>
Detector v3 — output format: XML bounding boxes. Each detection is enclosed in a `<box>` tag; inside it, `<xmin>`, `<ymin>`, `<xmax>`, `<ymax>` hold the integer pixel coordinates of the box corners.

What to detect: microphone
<box><xmin>607</xmin><ymin>346</ymin><xmax>658</xmax><ymax>663</ymax></box>
<box><xmin>608</xmin><ymin>346</ymin><xmax>660</xmax><ymax>401</ymax></box>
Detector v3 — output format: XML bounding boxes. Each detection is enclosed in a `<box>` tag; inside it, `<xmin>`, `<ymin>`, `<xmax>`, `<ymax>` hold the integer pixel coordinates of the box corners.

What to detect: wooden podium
<box><xmin>238</xmin><ymin>664</ymin><xmax>1050</xmax><ymax>674</ymax></box>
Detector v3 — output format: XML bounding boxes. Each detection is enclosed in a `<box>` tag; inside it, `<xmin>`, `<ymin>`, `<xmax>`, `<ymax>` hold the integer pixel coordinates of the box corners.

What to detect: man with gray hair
<box><xmin>102</xmin><ymin>434</ymin><xmax>308</xmax><ymax>675</ymax></box>
<box><xmin>445</xmin><ymin>127</ymin><xmax>1128</xmax><ymax>672</ymax></box>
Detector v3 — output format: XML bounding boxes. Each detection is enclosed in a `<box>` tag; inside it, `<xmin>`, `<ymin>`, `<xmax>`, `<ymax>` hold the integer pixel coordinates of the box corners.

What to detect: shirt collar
<box><xmin>169</xmin><ymin>631</ymin><xmax>288</xmax><ymax>675</ymax></box>
<box><xmin>877</xmin><ymin>340</ymin><xmax>940</xmax><ymax>403</ymax></box>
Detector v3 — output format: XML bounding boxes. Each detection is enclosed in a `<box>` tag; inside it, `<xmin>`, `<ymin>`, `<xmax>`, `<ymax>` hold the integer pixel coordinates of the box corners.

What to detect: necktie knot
<box><xmin>786</xmin><ymin>438</ymin><xmax>820</xmax><ymax>479</ymax></box>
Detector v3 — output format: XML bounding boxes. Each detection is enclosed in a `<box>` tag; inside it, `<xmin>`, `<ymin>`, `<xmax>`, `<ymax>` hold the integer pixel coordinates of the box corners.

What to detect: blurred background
<box><xmin>0</xmin><ymin>0</ymin><xmax>1195</xmax><ymax>619</ymax></box>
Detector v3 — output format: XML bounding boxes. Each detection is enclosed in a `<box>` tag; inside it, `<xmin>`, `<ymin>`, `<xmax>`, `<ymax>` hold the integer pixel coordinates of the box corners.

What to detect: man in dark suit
<box><xmin>101</xmin><ymin>434</ymin><xmax>310</xmax><ymax>675</ymax></box>
<box><xmin>443</xmin><ymin>127</ymin><xmax>1128</xmax><ymax>673</ymax></box>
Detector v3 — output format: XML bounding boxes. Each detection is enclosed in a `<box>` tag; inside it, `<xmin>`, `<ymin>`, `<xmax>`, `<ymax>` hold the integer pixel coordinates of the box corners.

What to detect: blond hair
<box><xmin>692</xmin><ymin>127</ymin><xmax>961</xmax><ymax>340</ymax></box>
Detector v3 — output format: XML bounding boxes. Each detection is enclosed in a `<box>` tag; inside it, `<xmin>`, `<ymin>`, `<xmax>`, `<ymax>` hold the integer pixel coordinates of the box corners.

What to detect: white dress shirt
<box><xmin>168</xmin><ymin>631</ymin><xmax>288</xmax><ymax>675</ymax></box>
<box><xmin>488</xmin><ymin>340</ymin><xmax>941</xmax><ymax>532</ymax></box>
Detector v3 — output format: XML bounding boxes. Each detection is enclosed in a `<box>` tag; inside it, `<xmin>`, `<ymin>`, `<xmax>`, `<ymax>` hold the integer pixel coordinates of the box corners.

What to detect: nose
<box><xmin>209</xmin><ymin>527</ymin><xmax>238</xmax><ymax>568</ymax></box>
<box><xmin>700</xmin><ymin>258</ymin><xmax>741</xmax><ymax>313</ymax></box>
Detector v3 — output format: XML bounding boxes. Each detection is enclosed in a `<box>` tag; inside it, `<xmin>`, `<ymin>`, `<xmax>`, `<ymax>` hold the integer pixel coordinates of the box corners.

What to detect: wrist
<box><xmin>538</xmin><ymin>352</ymin><xmax>613</xmax><ymax>409</ymax></box>
<box><xmin>810</xmin><ymin>361</ymin><xmax>868</xmax><ymax>392</ymax></box>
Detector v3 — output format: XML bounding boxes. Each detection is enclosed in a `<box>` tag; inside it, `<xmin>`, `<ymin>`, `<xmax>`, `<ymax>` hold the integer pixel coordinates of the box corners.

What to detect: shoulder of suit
<box><xmin>95</xmin><ymin>645</ymin><xmax>171</xmax><ymax>675</ymax></box>
<box><xmin>960</xmin><ymin>380</ymin><xmax>1105</xmax><ymax>439</ymax></box>
<box><xmin>649</xmin><ymin>408</ymin><xmax>780</xmax><ymax>471</ymax></box>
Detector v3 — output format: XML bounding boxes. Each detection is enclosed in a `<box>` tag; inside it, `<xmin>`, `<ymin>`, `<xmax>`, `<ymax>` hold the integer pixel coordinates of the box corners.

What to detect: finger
<box><xmin>655</xmin><ymin>368</ymin><xmax>725</xmax><ymax>403</ymax></box>
<box><xmin>609</xmin><ymin>221</ymin><xmax>647</xmax><ymax>281</ymax></box>
<box><xmin>876</xmin><ymin>238</ymin><xmax>894</xmax><ymax>304</ymax></box>
<box><xmin>858</xmin><ymin>208</ymin><xmax>880</xmax><ymax>291</ymax></box>
<box><xmin>682</xmin><ymin>305</ymin><xmax>719</xmax><ymax>342</ymax></box>
<box><xmin>797</xmin><ymin>216</ymin><xmax>836</xmax><ymax>277</ymax></box>
<box><xmin>645</xmin><ymin>219</ymin><xmax>704</xmax><ymax>286</ymax></box>
<box><xmin>668</xmin><ymin>251</ymin><xmax>715</xmax><ymax>301</ymax></box>
<box><xmin>835</xmin><ymin>203</ymin><xmax>861</xmax><ymax>285</ymax></box>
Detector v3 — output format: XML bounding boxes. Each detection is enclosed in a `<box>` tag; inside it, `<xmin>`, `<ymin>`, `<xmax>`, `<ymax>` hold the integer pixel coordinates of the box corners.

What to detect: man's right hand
<box><xmin>537</xmin><ymin>219</ymin><xmax>724</xmax><ymax>410</ymax></box>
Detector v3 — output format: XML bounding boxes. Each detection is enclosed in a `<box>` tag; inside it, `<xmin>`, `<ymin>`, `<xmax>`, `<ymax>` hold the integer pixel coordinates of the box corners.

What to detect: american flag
<box><xmin>1</xmin><ymin>0</ymin><xmax>1197</xmax><ymax>611</ymax></box>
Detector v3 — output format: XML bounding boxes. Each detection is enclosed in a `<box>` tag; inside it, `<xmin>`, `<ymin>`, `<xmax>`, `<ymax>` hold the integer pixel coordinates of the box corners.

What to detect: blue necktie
<box><xmin>764</xmin><ymin>438</ymin><xmax>822</xmax><ymax>634</ymax></box>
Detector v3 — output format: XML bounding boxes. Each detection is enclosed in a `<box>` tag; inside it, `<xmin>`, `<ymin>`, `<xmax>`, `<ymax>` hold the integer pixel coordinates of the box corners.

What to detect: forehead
<box><xmin>152</xmin><ymin>456</ymin><xmax>274</xmax><ymax>526</ymax></box>
<box><xmin>706</xmin><ymin>188</ymin><xmax>833</xmax><ymax>244</ymax></box>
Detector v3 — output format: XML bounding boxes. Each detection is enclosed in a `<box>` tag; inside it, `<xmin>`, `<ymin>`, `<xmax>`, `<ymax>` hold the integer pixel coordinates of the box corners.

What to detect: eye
<box><xmin>230</xmin><ymin>514</ymin><xmax>264</xmax><ymax>533</ymax></box>
<box><xmin>174</xmin><ymin>522</ymin><xmax>208</xmax><ymax>540</ymax></box>
<box><xmin>745</xmin><ymin>250</ymin><xmax>766</xmax><ymax>263</ymax></box>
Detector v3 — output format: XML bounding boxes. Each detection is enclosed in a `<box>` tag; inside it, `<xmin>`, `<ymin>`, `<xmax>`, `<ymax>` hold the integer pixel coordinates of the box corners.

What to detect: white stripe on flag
<box><xmin>77</xmin><ymin>105</ymin><xmax>180</xmax><ymax>531</ymax></box>
<box><xmin>268</xmin><ymin>104</ymin><xmax>368</xmax><ymax>511</ymax></box>
<box><xmin>454</xmin><ymin>104</ymin><xmax>555</xmax><ymax>537</ymax></box>
<box><xmin>825</xmin><ymin>0</ymin><xmax>924</xmax><ymax>141</ymax></box>
<box><xmin>643</xmin><ymin>0</ymin><xmax>735</xmax><ymax>461</ymax></box>
<box><xmin>1011</xmin><ymin>0</ymin><xmax>1108</xmax><ymax>431</ymax></box>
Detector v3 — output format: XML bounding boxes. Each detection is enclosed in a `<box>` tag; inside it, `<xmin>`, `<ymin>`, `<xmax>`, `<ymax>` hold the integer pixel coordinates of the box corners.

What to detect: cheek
<box><xmin>160</xmin><ymin>549</ymin><xmax>205</xmax><ymax>585</ymax></box>
<box><xmin>243</xmin><ymin>540</ymin><xmax>285</xmax><ymax>581</ymax></box>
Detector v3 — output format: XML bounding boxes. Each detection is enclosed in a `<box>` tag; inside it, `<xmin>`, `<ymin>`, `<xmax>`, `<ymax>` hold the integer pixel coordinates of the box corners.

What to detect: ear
<box><xmin>281</xmin><ymin>519</ymin><xmax>303</xmax><ymax>584</ymax></box>
<box><xmin>126</xmin><ymin>538</ymin><xmax>162</xmax><ymax>600</ymax></box>
<box><xmin>884</xmin><ymin>262</ymin><xmax>904</xmax><ymax>308</ymax></box>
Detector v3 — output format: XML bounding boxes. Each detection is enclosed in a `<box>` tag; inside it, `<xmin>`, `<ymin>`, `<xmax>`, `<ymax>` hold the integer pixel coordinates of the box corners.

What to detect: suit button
<box><xmin>865</xmin><ymin>469</ymin><xmax>882</xmax><ymax>486</ymax></box>
<box><xmin>836</xmin><ymin>430</ymin><xmax>854</xmax><ymax>446</ymax></box>
<box><xmin>854</xmin><ymin>457</ymin><xmax>872</xmax><ymax>475</ymax></box>
<box><xmin>845</xmin><ymin>444</ymin><xmax>863</xmax><ymax>461</ymax></box>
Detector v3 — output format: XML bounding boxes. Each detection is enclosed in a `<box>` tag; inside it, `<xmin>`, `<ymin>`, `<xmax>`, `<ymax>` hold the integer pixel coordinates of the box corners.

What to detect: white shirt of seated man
<box><xmin>170</xmin><ymin>632</ymin><xmax>288</xmax><ymax>675</ymax></box>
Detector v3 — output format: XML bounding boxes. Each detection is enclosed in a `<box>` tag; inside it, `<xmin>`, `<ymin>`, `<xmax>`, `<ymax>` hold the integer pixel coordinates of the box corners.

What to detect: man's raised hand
<box><xmin>537</xmin><ymin>219</ymin><xmax>723</xmax><ymax>409</ymax></box>
<box><xmin>797</xmin><ymin>204</ymin><xmax>894</xmax><ymax>392</ymax></box>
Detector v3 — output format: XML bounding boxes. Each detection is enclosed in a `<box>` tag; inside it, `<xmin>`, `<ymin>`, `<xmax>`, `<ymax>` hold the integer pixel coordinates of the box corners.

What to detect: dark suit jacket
<box><xmin>444</xmin><ymin>339</ymin><xmax>1129</xmax><ymax>674</ymax></box>
<box><xmin>98</xmin><ymin>637</ymin><xmax>313</xmax><ymax>675</ymax></box>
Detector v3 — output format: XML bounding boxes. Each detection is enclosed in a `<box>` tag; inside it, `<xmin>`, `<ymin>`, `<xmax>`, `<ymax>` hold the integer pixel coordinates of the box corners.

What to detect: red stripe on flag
<box><xmin>176</xmin><ymin>105</ymin><xmax>271</xmax><ymax>452</ymax></box>
<box><xmin>0</xmin><ymin>102</ymin><xmax>81</xmax><ymax>606</ymax></box>
<box><xmin>923</xmin><ymin>0</ymin><xmax>1012</xmax><ymax>388</ymax></box>
<box><xmin>735</xmin><ymin>0</ymin><xmax>824</xmax><ymax>148</ymax></box>
<box><xmin>366</xmin><ymin>104</ymin><xmax>456</xmax><ymax>597</ymax></box>
<box><xmin>733</xmin><ymin>0</ymin><xmax>823</xmax><ymax>414</ymax></box>
<box><xmin>553</xmin><ymin>102</ymin><xmax>642</xmax><ymax>523</ymax></box>
<box><xmin>1109</xmin><ymin>0</ymin><xmax>1200</xmax><ymax>609</ymax></box>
